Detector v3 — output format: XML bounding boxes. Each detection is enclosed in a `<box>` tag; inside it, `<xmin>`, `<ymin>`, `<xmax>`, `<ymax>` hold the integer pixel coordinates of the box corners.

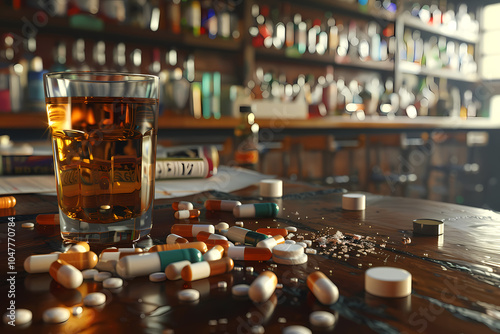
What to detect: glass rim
<box><xmin>44</xmin><ymin>71</ymin><xmax>159</xmax><ymax>83</ymax></box>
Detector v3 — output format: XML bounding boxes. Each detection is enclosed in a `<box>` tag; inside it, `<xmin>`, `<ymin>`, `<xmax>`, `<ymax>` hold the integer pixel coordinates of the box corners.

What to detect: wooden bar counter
<box><xmin>1</xmin><ymin>181</ymin><xmax>499</xmax><ymax>333</ymax></box>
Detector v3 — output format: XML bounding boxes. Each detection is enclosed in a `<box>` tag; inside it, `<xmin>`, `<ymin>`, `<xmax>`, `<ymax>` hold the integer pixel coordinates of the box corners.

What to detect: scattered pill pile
<box><xmin>9</xmin><ymin>190</ymin><xmax>416</xmax><ymax>332</ymax></box>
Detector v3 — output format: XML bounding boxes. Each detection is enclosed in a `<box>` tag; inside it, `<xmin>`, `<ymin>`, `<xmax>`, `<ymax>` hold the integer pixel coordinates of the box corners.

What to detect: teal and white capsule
<box><xmin>233</xmin><ymin>203</ymin><xmax>279</xmax><ymax>218</ymax></box>
<box><xmin>226</xmin><ymin>226</ymin><xmax>270</xmax><ymax>246</ymax></box>
<box><xmin>116</xmin><ymin>248</ymin><xmax>203</xmax><ymax>279</ymax></box>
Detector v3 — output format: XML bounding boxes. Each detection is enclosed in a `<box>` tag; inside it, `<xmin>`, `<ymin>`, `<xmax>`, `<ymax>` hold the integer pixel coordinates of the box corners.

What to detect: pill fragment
<box><xmin>22</xmin><ymin>222</ymin><xmax>34</xmax><ymax>229</ymax></box>
<box><xmin>305</xmin><ymin>248</ymin><xmax>317</xmax><ymax>254</ymax></box>
<box><xmin>202</xmin><ymin>245</ymin><xmax>225</xmax><ymax>261</ymax></box>
<box><xmin>49</xmin><ymin>259</ymin><xmax>83</xmax><ymax>289</ymax></box>
<box><xmin>72</xmin><ymin>306</ymin><xmax>83</xmax><ymax>316</ymax></box>
<box><xmin>249</xmin><ymin>271</ymin><xmax>277</xmax><ymax>303</ymax></box>
<box><xmin>174</xmin><ymin>209</ymin><xmax>200</xmax><ymax>219</ymax></box>
<box><xmin>235</xmin><ymin>221</ymin><xmax>244</xmax><ymax>227</ymax></box>
<box><xmin>205</xmin><ymin>199</ymin><xmax>242</xmax><ymax>212</ymax></box>
<box><xmin>256</xmin><ymin>228</ymin><xmax>288</xmax><ymax>237</ymax></box>
<box><xmin>116</xmin><ymin>248</ymin><xmax>203</xmax><ymax>278</ymax></box>
<box><xmin>24</xmin><ymin>251</ymin><xmax>98</xmax><ymax>273</ymax></box>
<box><xmin>178</xmin><ymin>289</ymin><xmax>200</xmax><ymax>302</ymax></box>
<box><xmin>365</xmin><ymin>267</ymin><xmax>412</xmax><ymax>298</ymax></box>
<box><xmin>43</xmin><ymin>307</ymin><xmax>70</xmax><ymax>324</ymax></box>
<box><xmin>165</xmin><ymin>260</ymin><xmax>191</xmax><ymax>280</ymax></box>
<box><xmin>148</xmin><ymin>241</ymin><xmax>208</xmax><ymax>254</ymax></box>
<box><xmin>233</xmin><ymin>203</ymin><xmax>279</xmax><ymax>218</ymax></box>
<box><xmin>228</xmin><ymin>246</ymin><xmax>272</xmax><ymax>261</ymax></box>
<box><xmin>232</xmin><ymin>284</ymin><xmax>250</xmax><ymax>297</ymax></box>
<box><xmin>166</xmin><ymin>233</ymin><xmax>189</xmax><ymax>244</ymax></box>
<box><xmin>342</xmin><ymin>193</ymin><xmax>366</xmax><ymax>211</ymax></box>
<box><xmin>215</xmin><ymin>222</ymin><xmax>230</xmax><ymax>232</ymax></box>
<box><xmin>2</xmin><ymin>309</ymin><xmax>31</xmax><ymax>326</ymax></box>
<box><xmin>171</xmin><ymin>224</ymin><xmax>215</xmax><ymax>237</ymax></box>
<box><xmin>309</xmin><ymin>311</ymin><xmax>336</xmax><ymax>327</ymax></box>
<box><xmin>284</xmin><ymin>226</ymin><xmax>297</xmax><ymax>232</ymax></box>
<box><xmin>218</xmin><ymin>281</ymin><xmax>227</xmax><ymax>289</ymax></box>
<box><xmin>172</xmin><ymin>201</ymin><xmax>194</xmax><ymax>211</ymax></box>
<box><xmin>259</xmin><ymin>179</ymin><xmax>283</xmax><ymax>198</ymax></box>
<box><xmin>256</xmin><ymin>235</ymin><xmax>285</xmax><ymax>250</ymax></box>
<box><xmin>83</xmin><ymin>292</ymin><xmax>106</xmax><ymax>306</ymax></box>
<box><xmin>149</xmin><ymin>272</ymin><xmax>167</xmax><ymax>282</ymax></box>
<box><xmin>226</xmin><ymin>226</ymin><xmax>269</xmax><ymax>246</ymax></box>
<box><xmin>181</xmin><ymin>257</ymin><xmax>234</xmax><ymax>281</ymax></box>
<box><xmin>36</xmin><ymin>213</ymin><xmax>59</xmax><ymax>225</ymax></box>
<box><xmin>103</xmin><ymin>277</ymin><xmax>123</xmax><ymax>288</ymax></box>
<box><xmin>307</xmin><ymin>271</ymin><xmax>339</xmax><ymax>305</ymax></box>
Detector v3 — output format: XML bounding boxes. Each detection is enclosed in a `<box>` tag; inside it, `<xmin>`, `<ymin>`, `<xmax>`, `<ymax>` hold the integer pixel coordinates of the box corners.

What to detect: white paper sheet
<box><xmin>0</xmin><ymin>166</ymin><xmax>272</xmax><ymax>198</ymax></box>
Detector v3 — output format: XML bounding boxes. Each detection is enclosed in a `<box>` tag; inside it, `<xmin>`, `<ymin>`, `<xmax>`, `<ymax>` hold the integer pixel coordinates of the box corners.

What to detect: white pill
<box><xmin>174</xmin><ymin>201</ymin><xmax>193</xmax><ymax>210</ymax></box>
<box><xmin>304</xmin><ymin>240</ymin><xmax>312</xmax><ymax>247</ymax></box>
<box><xmin>235</xmin><ymin>221</ymin><xmax>244</xmax><ymax>227</ymax></box>
<box><xmin>72</xmin><ymin>306</ymin><xmax>83</xmax><ymax>316</ymax></box>
<box><xmin>42</xmin><ymin>307</ymin><xmax>70</xmax><ymax>324</ymax></box>
<box><xmin>282</xmin><ymin>325</ymin><xmax>312</xmax><ymax>334</ymax></box>
<box><xmin>3</xmin><ymin>309</ymin><xmax>32</xmax><ymax>326</ymax></box>
<box><xmin>284</xmin><ymin>226</ymin><xmax>297</xmax><ymax>232</ymax></box>
<box><xmin>272</xmin><ymin>253</ymin><xmax>308</xmax><ymax>265</ymax></box>
<box><xmin>149</xmin><ymin>272</ymin><xmax>167</xmax><ymax>282</ymax></box>
<box><xmin>259</xmin><ymin>179</ymin><xmax>283</xmax><ymax>197</ymax></box>
<box><xmin>342</xmin><ymin>193</ymin><xmax>366</xmax><ymax>211</ymax></box>
<box><xmin>215</xmin><ymin>222</ymin><xmax>230</xmax><ymax>232</ymax></box>
<box><xmin>285</xmin><ymin>240</ymin><xmax>296</xmax><ymax>244</ymax></box>
<box><xmin>165</xmin><ymin>260</ymin><xmax>191</xmax><ymax>280</ymax></box>
<box><xmin>178</xmin><ymin>289</ymin><xmax>200</xmax><ymax>302</ymax></box>
<box><xmin>309</xmin><ymin>311</ymin><xmax>336</xmax><ymax>327</ymax></box>
<box><xmin>272</xmin><ymin>243</ymin><xmax>304</xmax><ymax>258</ymax></box>
<box><xmin>218</xmin><ymin>281</ymin><xmax>227</xmax><ymax>289</ymax></box>
<box><xmin>83</xmin><ymin>292</ymin><xmax>106</xmax><ymax>306</ymax></box>
<box><xmin>232</xmin><ymin>284</ymin><xmax>250</xmax><ymax>297</ymax></box>
<box><xmin>305</xmin><ymin>248</ymin><xmax>317</xmax><ymax>255</ymax></box>
<box><xmin>94</xmin><ymin>272</ymin><xmax>112</xmax><ymax>282</ymax></box>
<box><xmin>82</xmin><ymin>269</ymin><xmax>99</xmax><ymax>279</ymax></box>
<box><xmin>103</xmin><ymin>277</ymin><xmax>123</xmax><ymax>289</ymax></box>
<box><xmin>365</xmin><ymin>267</ymin><xmax>412</xmax><ymax>298</ymax></box>
<box><xmin>296</xmin><ymin>242</ymin><xmax>307</xmax><ymax>248</ymax></box>
<box><xmin>22</xmin><ymin>222</ymin><xmax>34</xmax><ymax>229</ymax></box>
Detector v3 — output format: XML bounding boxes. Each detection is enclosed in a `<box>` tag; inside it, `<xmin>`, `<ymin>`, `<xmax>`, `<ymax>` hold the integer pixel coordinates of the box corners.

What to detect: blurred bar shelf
<box><xmin>299</xmin><ymin>0</ymin><xmax>397</xmax><ymax>21</ymax></box>
<box><xmin>398</xmin><ymin>61</ymin><xmax>480</xmax><ymax>83</ymax></box>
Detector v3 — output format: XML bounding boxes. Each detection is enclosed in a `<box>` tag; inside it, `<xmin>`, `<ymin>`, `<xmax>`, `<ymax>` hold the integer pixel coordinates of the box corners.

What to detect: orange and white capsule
<box><xmin>204</xmin><ymin>239</ymin><xmax>234</xmax><ymax>254</ymax></box>
<box><xmin>0</xmin><ymin>196</ymin><xmax>16</xmax><ymax>209</ymax></box>
<box><xmin>204</xmin><ymin>199</ymin><xmax>241</xmax><ymax>212</ymax></box>
<box><xmin>36</xmin><ymin>214</ymin><xmax>59</xmax><ymax>225</ymax></box>
<box><xmin>49</xmin><ymin>259</ymin><xmax>83</xmax><ymax>289</ymax></box>
<box><xmin>149</xmin><ymin>241</ymin><xmax>208</xmax><ymax>254</ymax></box>
<box><xmin>172</xmin><ymin>201</ymin><xmax>194</xmax><ymax>211</ymax></box>
<box><xmin>171</xmin><ymin>224</ymin><xmax>215</xmax><ymax>237</ymax></box>
<box><xmin>249</xmin><ymin>271</ymin><xmax>278</xmax><ymax>303</ymax></box>
<box><xmin>203</xmin><ymin>245</ymin><xmax>225</xmax><ymax>261</ymax></box>
<box><xmin>196</xmin><ymin>231</ymin><xmax>228</xmax><ymax>242</ymax></box>
<box><xmin>99</xmin><ymin>248</ymin><xmax>143</xmax><ymax>261</ymax></box>
<box><xmin>24</xmin><ymin>251</ymin><xmax>98</xmax><ymax>274</ymax></box>
<box><xmin>174</xmin><ymin>209</ymin><xmax>200</xmax><ymax>220</ymax></box>
<box><xmin>67</xmin><ymin>242</ymin><xmax>90</xmax><ymax>253</ymax></box>
<box><xmin>166</xmin><ymin>233</ymin><xmax>189</xmax><ymax>244</ymax></box>
<box><xmin>181</xmin><ymin>257</ymin><xmax>234</xmax><ymax>281</ymax></box>
<box><xmin>307</xmin><ymin>271</ymin><xmax>339</xmax><ymax>305</ymax></box>
<box><xmin>256</xmin><ymin>228</ymin><xmax>288</xmax><ymax>237</ymax></box>
<box><xmin>256</xmin><ymin>235</ymin><xmax>285</xmax><ymax>250</ymax></box>
<box><xmin>227</xmin><ymin>246</ymin><xmax>272</xmax><ymax>261</ymax></box>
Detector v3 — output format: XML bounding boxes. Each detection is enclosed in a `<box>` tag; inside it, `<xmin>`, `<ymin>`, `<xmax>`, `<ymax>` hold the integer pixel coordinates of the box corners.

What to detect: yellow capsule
<box><xmin>0</xmin><ymin>196</ymin><xmax>16</xmax><ymax>209</ymax></box>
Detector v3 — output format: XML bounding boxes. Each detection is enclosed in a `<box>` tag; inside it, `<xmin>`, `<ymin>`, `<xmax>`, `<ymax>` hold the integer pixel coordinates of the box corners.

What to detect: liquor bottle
<box><xmin>167</xmin><ymin>0</ymin><xmax>182</xmax><ymax>34</ymax></box>
<box><xmin>50</xmin><ymin>41</ymin><xmax>68</xmax><ymax>72</ymax></box>
<box><xmin>70</xmin><ymin>39</ymin><xmax>90</xmax><ymax>71</ymax></box>
<box><xmin>24</xmin><ymin>38</ymin><xmax>47</xmax><ymax>112</ymax></box>
<box><xmin>234</xmin><ymin>105</ymin><xmax>259</xmax><ymax>170</ymax></box>
<box><xmin>379</xmin><ymin>78</ymin><xmax>399</xmax><ymax>116</ymax></box>
<box><xmin>92</xmin><ymin>41</ymin><xmax>108</xmax><ymax>71</ymax></box>
<box><xmin>129</xmin><ymin>48</ymin><xmax>142</xmax><ymax>73</ymax></box>
<box><xmin>201</xmin><ymin>0</ymin><xmax>217</xmax><ymax>38</ymax></box>
<box><xmin>112</xmin><ymin>43</ymin><xmax>128</xmax><ymax>72</ymax></box>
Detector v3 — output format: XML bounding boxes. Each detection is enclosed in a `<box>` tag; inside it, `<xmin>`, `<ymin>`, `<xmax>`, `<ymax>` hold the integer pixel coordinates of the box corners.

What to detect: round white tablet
<box><xmin>103</xmin><ymin>277</ymin><xmax>123</xmax><ymax>289</ymax></box>
<box><xmin>83</xmin><ymin>292</ymin><xmax>107</xmax><ymax>306</ymax></box>
<box><xmin>178</xmin><ymin>289</ymin><xmax>200</xmax><ymax>302</ymax></box>
<box><xmin>309</xmin><ymin>311</ymin><xmax>336</xmax><ymax>327</ymax></box>
<box><xmin>342</xmin><ymin>193</ymin><xmax>366</xmax><ymax>211</ymax></box>
<box><xmin>22</xmin><ymin>222</ymin><xmax>34</xmax><ymax>229</ymax></box>
<box><xmin>94</xmin><ymin>272</ymin><xmax>112</xmax><ymax>282</ymax></box>
<box><xmin>282</xmin><ymin>325</ymin><xmax>312</xmax><ymax>334</ymax></box>
<box><xmin>42</xmin><ymin>307</ymin><xmax>70</xmax><ymax>324</ymax></box>
<box><xmin>260</xmin><ymin>179</ymin><xmax>283</xmax><ymax>198</ymax></box>
<box><xmin>149</xmin><ymin>272</ymin><xmax>167</xmax><ymax>282</ymax></box>
<box><xmin>285</xmin><ymin>240</ymin><xmax>296</xmax><ymax>244</ymax></box>
<box><xmin>272</xmin><ymin>243</ymin><xmax>304</xmax><ymax>258</ymax></box>
<box><xmin>365</xmin><ymin>267</ymin><xmax>412</xmax><ymax>298</ymax></box>
<box><xmin>82</xmin><ymin>269</ymin><xmax>99</xmax><ymax>280</ymax></box>
<box><xmin>3</xmin><ymin>309</ymin><xmax>32</xmax><ymax>326</ymax></box>
<box><xmin>413</xmin><ymin>218</ymin><xmax>444</xmax><ymax>236</ymax></box>
<box><xmin>231</xmin><ymin>284</ymin><xmax>250</xmax><ymax>297</ymax></box>
<box><xmin>272</xmin><ymin>253</ymin><xmax>308</xmax><ymax>265</ymax></box>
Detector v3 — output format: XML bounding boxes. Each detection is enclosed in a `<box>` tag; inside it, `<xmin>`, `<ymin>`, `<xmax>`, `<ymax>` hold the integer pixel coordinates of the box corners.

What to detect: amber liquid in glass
<box><xmin>47</xmin><ymin>96</ymin><xmax>157</xmax><ymax>226</ymax></box>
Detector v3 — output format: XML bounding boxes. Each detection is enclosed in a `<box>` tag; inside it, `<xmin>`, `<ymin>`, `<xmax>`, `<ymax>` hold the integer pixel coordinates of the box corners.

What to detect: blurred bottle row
<box><xmin>7</xmin><ymin>0</ymin><xmax>242</xmax><ymax>39</ymax></box>
<box><xmin>250</xmin><ymin>3</ymin><xmax>396</xmax><ymax>62</ymax></box>
<box><xmin>248</xmin><ymin>66</ymin><xmax>485</xmax><ymax>119</ymax></box>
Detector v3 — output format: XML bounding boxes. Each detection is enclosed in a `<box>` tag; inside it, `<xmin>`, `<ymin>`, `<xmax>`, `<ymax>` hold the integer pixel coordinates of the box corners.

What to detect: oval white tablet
<box><xmin>309</xmin><ymin>311</ymin><xmax>336</xmax><ymax>327</ymax></box>
<box><xmin>22</xmin><ymin>222</ymin><xmax>34</xmax><ymax>229</ymax></box>
<box><xmin>365</xmin><ymin>267</ymin><xmax>412</xmax><ymax>298</ymax></box>
<box><xmin>3</xmin><ymin>309</ymin><xmax>32</xmax><ymax>326</ymax></box>
<box><xmin>215</xmin><ymin>222</ymin><xmax>230</xmax><ymax>232</ymax></box>
<box><xmin>149</xmin><ymin>272</ymin><xmax>167</xmax><ymax>282</ymax></box>
<box><xmin>282</xmin><ymin>325</ymin><xmax>312</xmax><ymax>334</ymax></box>
<box><xmin>94</xmin><ymin>272</ymin><xmax>112</xmax><ymax>282</ymax></box>
<box><xmin>285</xmin><ymin>226</ymin><xmax>297</xmax><ymax>232</ymax></box>
<box><xmin>231</xmin><ymin>284</ymin><xmax>250</xmax><ymax>297</ymax></box>
<box><xmin>178</xmin><ymin>289</ymin><xmax>200</xmax><ymax>302</ymax></box>
<box><xmin>342</xmin><ymin>193</ymin><xmax>366</xmax><ymax>211</ymax></box>
<box><xmin>42</xmin><ymin>307</ymin><xmax>70</xmax><ymax>324</ymax></box>
<box><xmin>83</xmin><ymin>292</ymin><xmax>107</xmax><ymax>306</ymax></box>
<box><xmin>82</xmin><ymin>269</ymin><xmax>99</xmax><ymax>280</ymax></box>
<box><xmin>272</xmin><ymin>243</ymin><xmax>304</xmax><ymax>258</ymax></box>
<box><xmin>103</xmin><ymin>277</ymin><xmax>123</xmax><ymax>289</ymax></box>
